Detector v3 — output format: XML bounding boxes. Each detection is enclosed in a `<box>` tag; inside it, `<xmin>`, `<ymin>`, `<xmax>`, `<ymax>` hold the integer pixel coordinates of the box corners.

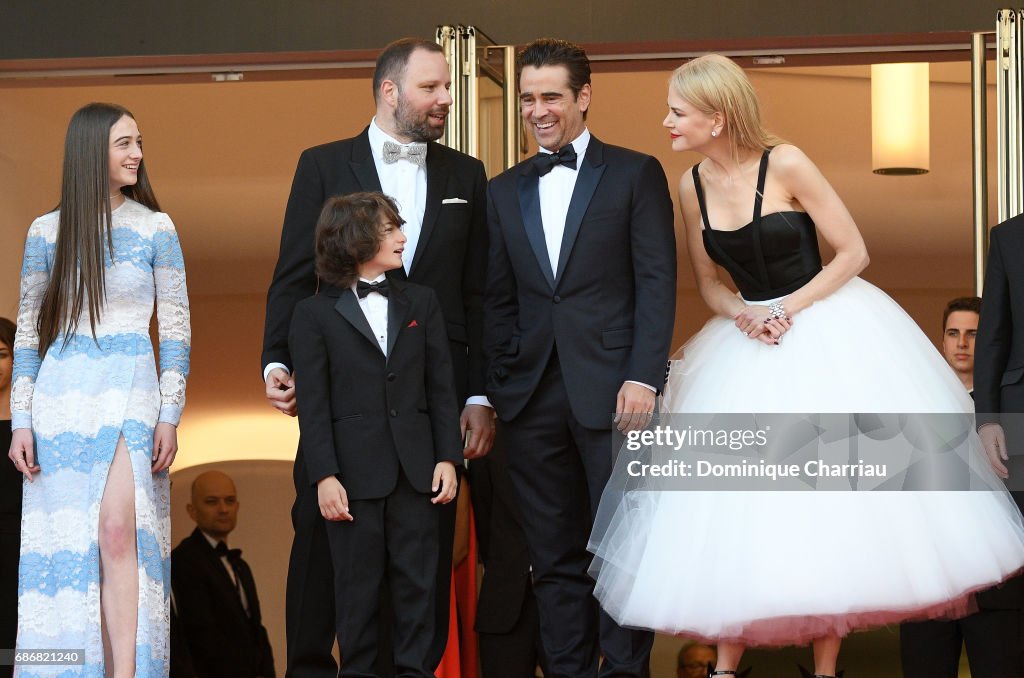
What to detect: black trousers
<box><xmin>325</xmin><ymin>472</ymin><xmax>443</xmax><ymax>678</ymax></box>
<box><xmin>477</xmin><ymin>583</ymin><xmax>546</xmax><ymax>678</ymax></box>
<box><xmin>497</xmin><ymin>353</ymin><xmax>652</xmax><ymax>678</ymax></box>
<box><xmin>284</xmin><ymin>450</ymin><xmax>455</xmax><ymax>677</ymax></box>
<box><xmin>900</xmin><ymin>605</ymin><xmax>1024</xmax><ymax>678</ymax></box>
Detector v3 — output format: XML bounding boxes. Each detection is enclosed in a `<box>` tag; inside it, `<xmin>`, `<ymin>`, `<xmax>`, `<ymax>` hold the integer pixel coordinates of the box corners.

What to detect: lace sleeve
<box><xmin>152</xmin><ymin>213</ymin><xmax>191</xmax><ymax>425</ymax></box>
<box><xmin>11</xmin><ymin>219</ymin><xmax>52</xmax><ymax>430</ymax></box>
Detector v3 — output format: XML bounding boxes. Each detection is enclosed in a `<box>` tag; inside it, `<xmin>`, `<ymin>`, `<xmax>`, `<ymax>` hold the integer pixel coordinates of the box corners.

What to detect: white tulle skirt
<box><xmin>588</xmin><ymin>277</ymin><xmax>1024</xmax><ymax>646</ymax></box>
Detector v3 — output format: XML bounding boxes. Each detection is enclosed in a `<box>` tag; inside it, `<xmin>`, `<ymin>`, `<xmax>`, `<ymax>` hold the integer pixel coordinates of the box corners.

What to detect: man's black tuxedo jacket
<box><xmin>977</xmin><ymin>214</ymin><xmax>1024</xmax><ymax>417</ymax></box>
<box><xmin>484</xmin><ymin>135</ymin><xmax>676</xmax><ymax>429</ymax></box>
<box><xmin>288</xmin><ymin>280</ymin><xmax>464</xmax><ymax>498</ymax></box>
<box><xmin>262</xmin><ymin>127</ymin><xmax>488</xmax><ymax>402</ymax></box>
<box><xmin>171</xmin><ymin>529</ymin><xmax>276</xmax><ymax>678</ymax></box>
<box><xmin>976</xmin><ymin>214</ymin><xmax>1024</xmax><ymax>609</ymax></box>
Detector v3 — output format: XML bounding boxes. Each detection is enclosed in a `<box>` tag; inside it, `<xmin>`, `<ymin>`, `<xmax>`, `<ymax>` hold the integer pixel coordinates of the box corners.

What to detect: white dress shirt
<box><xmin>368</xmin><ymin>118</ymin><xmax>427</xmax><ymax>275</ymax></box>
<box><xmin>354</xmin><ymin>274</ymin><xmax>389</xmax><ymax>355</ymax></box>
<box><xmin>538</xmin><ymin>129</ymin><xmax>591</xmax><ymax>275</ymax></box>
<box><xmin>200</xmin><ymin>530</ymin><xmax>250</xmax><ymax>615</ymax></box>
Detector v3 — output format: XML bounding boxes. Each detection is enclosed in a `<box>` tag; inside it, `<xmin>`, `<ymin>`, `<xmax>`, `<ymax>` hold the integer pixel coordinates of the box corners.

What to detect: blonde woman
<box><xmin>589</xmin><ymin>55</ymin><xmax>1024</xmax><ymax>678</ymax></box>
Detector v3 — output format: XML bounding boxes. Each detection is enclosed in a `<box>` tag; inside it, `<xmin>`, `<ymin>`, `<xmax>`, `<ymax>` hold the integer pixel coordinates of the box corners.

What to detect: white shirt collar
<box><xmin>369</xmin><ymin>117</ymin><xmax>427</xmax><ymax>160</ymax></box>
<box><xmin>539</xmin><ymin>128</ymin><xmax>591</xmax><ymax>163</ymax></box>
<box><xmin>200</xmin><ymin>530</ymin><xmax>226</xmax><ymax>550</ymax></box>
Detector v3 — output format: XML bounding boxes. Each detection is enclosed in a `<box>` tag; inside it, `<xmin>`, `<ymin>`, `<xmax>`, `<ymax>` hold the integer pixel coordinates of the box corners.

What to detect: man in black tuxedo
<box><xmin>172</xmin><ymin>471</ymin><xmax>275</xmax><ymax>678</ymax></box>
<box><xmin>971</xmin><ymin>215</ymin><xmax>1024</xmax><ymax>678</ymax></box>
<box><xmin>900</xmin><ymin>295</ymin><xmax>1020</xmax><ymax>678</ymax></box>
<box><xmin>484</xmin><ymin>39</ymin><xmax>676</xmax><ymax>678</ymax></box>
<box><xmin>261</xmin><ymin>38</ymin><xmax>493</xmax><ymax>676</ymax></box>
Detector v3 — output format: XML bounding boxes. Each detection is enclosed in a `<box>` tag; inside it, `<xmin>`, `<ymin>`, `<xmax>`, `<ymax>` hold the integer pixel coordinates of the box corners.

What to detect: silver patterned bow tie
<box><xmin>382</xmin><ymin>141</ymin><xmax>427</xmax><ymax>167</ymax></box>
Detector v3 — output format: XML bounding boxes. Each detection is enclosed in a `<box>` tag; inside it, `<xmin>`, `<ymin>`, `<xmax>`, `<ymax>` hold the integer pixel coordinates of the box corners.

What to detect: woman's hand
<box><xmin>733</xmin><ymin>306</ymin><xmax>793</xmax><ymax>345</ymax></box>
<box><xmin>9</xmin><ymin>428</ymin><xmax>40</xmax><ymax>482</ymax></box>
<box><xmin>151</xmin><ymin>422</ymin><xmax>178</xmax><ymax>472</ymax></box>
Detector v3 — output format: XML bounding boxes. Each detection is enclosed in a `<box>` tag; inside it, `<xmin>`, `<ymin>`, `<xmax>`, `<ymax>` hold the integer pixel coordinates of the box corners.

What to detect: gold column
<box><xmin>436</xmin><ymin>25</ymin><xmax>461</xmax><ymax>152</ymax></box>
<box><xmin>996</xmin><ymin>9</ymin><xmax>1023</xmax><ymax>221</ymax></box>
<box><xmin>504</xmin><ymin>45</ymin><xmax>520</xmax><ymax>169</ymax></box>
<box><xmin>973</xmin><ymin>32</ymin><xmax>990</xmax><ymax>294</ymax></box>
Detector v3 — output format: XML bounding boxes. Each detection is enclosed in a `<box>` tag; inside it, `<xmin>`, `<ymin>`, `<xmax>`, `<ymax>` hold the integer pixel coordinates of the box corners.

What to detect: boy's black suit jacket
<box><xmin>289</xmin><ymin>279</ymin><xmax>464</xmax><ymax>499</ymax></box>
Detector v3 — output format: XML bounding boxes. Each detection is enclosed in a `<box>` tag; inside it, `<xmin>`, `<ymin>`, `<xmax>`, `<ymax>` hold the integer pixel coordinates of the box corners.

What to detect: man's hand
<box><xmin>265</xmin><ymin>367</ymin><xmax>297</xmax><ymax>417</ymax></box>
<box><xmin>614</xmin><ymin>382</ymin><xmax>656</xmax><ymax>433</ymax></box>
<box><xmin>460</xmin><ymin>404</ymin><xmax>495</xmax><ymax>459</ymax></box>
<box><xmin>317</xmin><ymin>476</ymin><xmax>353</xmax><ymax>521</ymax></box>
<box><xmin>979</xmin><ymin>423</ymin><xmax>1010</xmax><ymax>479</ymax></box>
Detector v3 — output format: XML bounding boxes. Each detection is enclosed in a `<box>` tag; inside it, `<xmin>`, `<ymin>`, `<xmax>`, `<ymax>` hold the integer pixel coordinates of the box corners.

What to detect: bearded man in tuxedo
<box><xmin>261</xmin><ymin>37</ymin><xmax>494</xmax><ymax>677</ymax></box>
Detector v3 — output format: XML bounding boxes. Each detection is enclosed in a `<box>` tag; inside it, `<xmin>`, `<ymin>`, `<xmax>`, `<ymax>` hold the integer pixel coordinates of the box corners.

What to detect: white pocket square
<box><xmin>442</xmin><ymin>197</ymin><xmax>468</xmax><ymax>204</ymax></box>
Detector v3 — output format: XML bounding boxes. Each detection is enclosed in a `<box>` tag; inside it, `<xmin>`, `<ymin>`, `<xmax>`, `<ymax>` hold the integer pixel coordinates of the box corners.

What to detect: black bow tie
<box><xmin>214</xmin><ymin>541</ymin><xmax>242</xmax><ymax>561</ymax></box>
<box><xmin>533</xmin><ymin>145</ymin><xmax>578</xmax><ymax>176</ymax></box>
<box><xmin>356</xmin><ymin>280</ymin><xmax>390</xmax><ymax>298</ymax></box>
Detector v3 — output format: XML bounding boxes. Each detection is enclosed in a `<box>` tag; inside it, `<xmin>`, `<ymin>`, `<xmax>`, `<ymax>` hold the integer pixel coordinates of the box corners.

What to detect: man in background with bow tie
<box><xmin>484</xmin><ymin>39</ymin><xmax>676</xmax><ymax>678</ymax></box>
<box><xmin>172</xmin><ymin>471</ymin><xmax>276</xmax><ymax>678</ymax></box>
<box><xmin>261</xmin><ymin>37</ymin><xmax>492</xmax><ymax>677</ymax></box>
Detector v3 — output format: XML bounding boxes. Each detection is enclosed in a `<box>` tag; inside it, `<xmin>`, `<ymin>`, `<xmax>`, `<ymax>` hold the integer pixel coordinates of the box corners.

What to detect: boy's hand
<box><xmin>317</xmin><ymin>476</ymin><xmax>353</xmax><ymax>521</ymax></box>
<box><xmin>431</xmin><ymin>461</ymin><xmax>458</xmax><ymax>505</ymax></box>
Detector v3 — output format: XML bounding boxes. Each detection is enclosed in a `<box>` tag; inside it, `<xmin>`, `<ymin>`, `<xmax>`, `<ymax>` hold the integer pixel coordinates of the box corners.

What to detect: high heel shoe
<box><xmin>797</xmin><ymin>664</ymin><xmax>844</xmax><ymax>678</ymax></box>
<box><xmin>707</xmin><ymin>664</ymin><xmax>753</xmax><ymax>678</ymax></box>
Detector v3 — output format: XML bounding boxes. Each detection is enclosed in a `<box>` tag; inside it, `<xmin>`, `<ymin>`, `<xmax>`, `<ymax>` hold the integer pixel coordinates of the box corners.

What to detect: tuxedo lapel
<box><xmin>517</xmin><ymin>169</ymin><xmax>556</xmax><ymax>289</ymax></box>
<box><xmin>193</xmin><ymin>531</ymin><xmax>247</xmax><ymax>616</ymax></box>
<box><xmin>411</xmin><ymin>144</ymin><xmax>447</xmax><ymax>273</ymax></box>
<box><xmin>349</xmin><ymin>130</ymin><xmax>383</xmax><ymax>193</ymax></box>
<box><xmin>386</xmin><ymin>285</ymin><xmax>411</xmax><ymax>359</ymax></box>
<box><xmin>556</xmin><ymin>138</ymin><xmax>606</xmax><ymax>284</ymax></box>
<box><xmin>334</xmin><ymin>291</ymin><xmax>381</xmax><ymax>352</ymax></box>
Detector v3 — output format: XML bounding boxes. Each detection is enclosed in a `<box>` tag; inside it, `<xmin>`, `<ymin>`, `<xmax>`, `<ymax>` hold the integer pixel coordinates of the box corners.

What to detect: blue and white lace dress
<box><xmin>11</xmin><ymin>199</ymin><xmax>190</xmax><ymax>677</ymax></box>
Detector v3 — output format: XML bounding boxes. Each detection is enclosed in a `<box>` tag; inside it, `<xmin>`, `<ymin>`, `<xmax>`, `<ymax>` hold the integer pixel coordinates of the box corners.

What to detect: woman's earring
<box><xmin>711</xmin><ymin>129</ymin><xmax>719</xmax><ymax>137</ymax></box>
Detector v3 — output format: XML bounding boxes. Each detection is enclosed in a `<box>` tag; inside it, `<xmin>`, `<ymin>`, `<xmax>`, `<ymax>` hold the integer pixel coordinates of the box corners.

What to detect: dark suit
<box><xmin>951</xmin><ymin>213</ymin><xmax>1024</xmax><ymax>678</ymax></box>
<box><xmin>484</xmin><ymin>135</ymin><xmax>676</xmax><ymax>677</ymax></box>
<box><xmin>171</xmin><ymin>529</ymin><xmax>276</xmax><ymax>678</ymax></box>
<box><xmin>470</xmin><ymin>447</ymin><xmax>545</xmax><ymax>678</ymax></box>
<box><xmin>262</xmin><ymin>127</ymin><xmax>487</xmax><ymax>677</ymax></box>
<box><xmin>289</xmin><ymin>280</ymin><xmax>464</xmax><ymax>677</ymax></box>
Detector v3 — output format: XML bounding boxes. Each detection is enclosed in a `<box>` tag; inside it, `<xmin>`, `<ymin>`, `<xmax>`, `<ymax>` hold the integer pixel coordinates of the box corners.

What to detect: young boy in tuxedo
<box><xmin>289</xmin><ymin>192</ymin><xmax>462</xmax><ymax>676</ymax></box>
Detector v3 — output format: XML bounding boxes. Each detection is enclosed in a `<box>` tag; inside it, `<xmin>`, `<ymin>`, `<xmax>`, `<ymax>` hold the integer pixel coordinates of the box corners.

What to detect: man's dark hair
<box><xmin>516</xmin><ymin>38</ymin><xmax>592</xmax><ymax>99</ymax></box>
<box><xmin>373</xmin><ymin>38</ymin><xmax>445</xmax><ymax>102</ymax></box>
<box><xmin>943</xmin><ymin>296</ymin><xmax>982</xmax><ymax>330</ymax></box>
<box><xmin>314</xmin><ymin>192</ymin><xmax>405</xmax><ymax>288</ymax></box>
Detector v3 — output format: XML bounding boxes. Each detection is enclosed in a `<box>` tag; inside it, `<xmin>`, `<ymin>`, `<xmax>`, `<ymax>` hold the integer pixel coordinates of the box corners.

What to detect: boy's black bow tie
<box><xmin>357</xmin><ymin>280</ymin><xmax>390</xmax><ymax>298</ymax></box>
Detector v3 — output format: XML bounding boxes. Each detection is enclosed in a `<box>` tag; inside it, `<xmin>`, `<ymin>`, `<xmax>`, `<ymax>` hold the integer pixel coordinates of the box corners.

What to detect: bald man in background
<box><xmin>172</xmin><ymin>471</ymin><xmax>276</xmax><ymax>678</ymax></box>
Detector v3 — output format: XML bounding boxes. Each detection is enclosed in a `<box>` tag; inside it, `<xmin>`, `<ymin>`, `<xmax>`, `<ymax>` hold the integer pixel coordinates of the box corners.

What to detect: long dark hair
<box><xmin>36</xmin><ymin>102</ymin><xmax>161</xmax><ymax>357</ymax></box>
<box><xmin>0</xmin><ymin>317</ymin><xmax>14</xmax><ymax>354</ymax></box>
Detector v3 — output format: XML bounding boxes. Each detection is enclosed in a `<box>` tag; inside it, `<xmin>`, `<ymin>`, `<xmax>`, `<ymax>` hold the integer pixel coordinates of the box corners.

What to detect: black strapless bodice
<box><xmin>693</xmin><ymin>151</ymin><xmax>823</xmax><ymax>301</ymax></box>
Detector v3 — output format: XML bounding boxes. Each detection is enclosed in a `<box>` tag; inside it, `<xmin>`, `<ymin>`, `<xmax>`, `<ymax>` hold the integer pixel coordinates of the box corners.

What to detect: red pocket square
<box><xmin>407</xmin><ymin>319</ymin><xmax>418</xmax><ymax>328</ymax></box>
